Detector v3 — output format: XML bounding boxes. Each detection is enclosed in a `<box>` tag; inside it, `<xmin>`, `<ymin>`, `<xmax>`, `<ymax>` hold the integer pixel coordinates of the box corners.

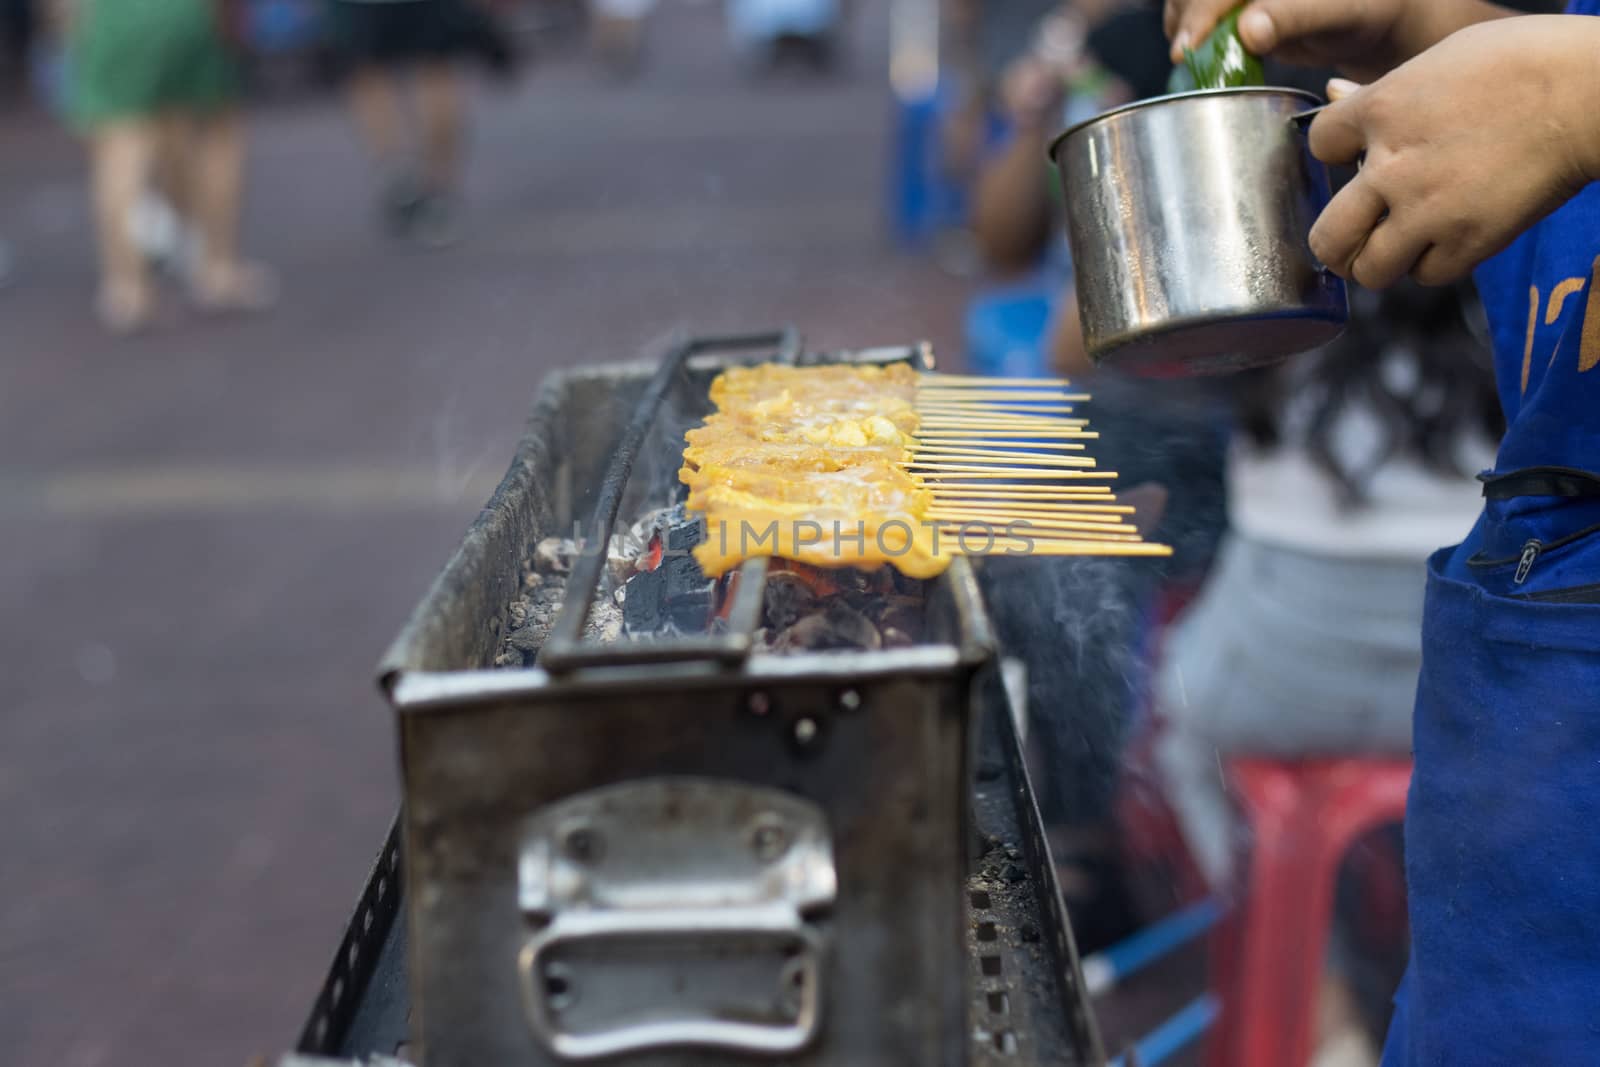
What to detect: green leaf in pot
<box><xmin>1176</xmin><ymin>6</ymin><xmax>1265</xmax><ymax>91</ymax></box>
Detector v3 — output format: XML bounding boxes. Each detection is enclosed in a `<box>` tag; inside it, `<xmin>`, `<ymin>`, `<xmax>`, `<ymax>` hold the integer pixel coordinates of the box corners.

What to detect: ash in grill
<box><xmin>494</xmin><ymin>505</ymin><xmax>686</xmax><ymax>668</ymax></box>
<box><xmin>495</xmin><ymin>503</ymin><xmax>931</xmax><ymax>668</ymax></box>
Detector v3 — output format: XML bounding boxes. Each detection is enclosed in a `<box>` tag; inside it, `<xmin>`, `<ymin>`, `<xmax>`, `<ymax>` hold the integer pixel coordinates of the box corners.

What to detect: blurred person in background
<box><xmin>1153</xmin><ymin>284</ymin><xmax>1502</xmax><ymax>1067</ymax></box>
<box><xmin>327</xmin><ymin>0</ymin><xmax>515</xmax><ymax>246</ymax></box>
<box><xmin>938</xmin><ymin>0</ymin><xmax>1059</xmax><ymax>198</ymax></box>
<box><xmin>62</xmin><ymin>0</ymin><xmax>276</xmax><ymax>332</ymax></box>
<box><xmin>2</xmin><ymin>0</ymin><xmax>35</xmax><ymax>101</ymax></box>
<box><xmin>968</xmin><ymin>0</ymin><xmax>1231</xmax><ymax>948</ymax></box>
<box><xmin>588</xmin><ymin>0</ymin><xmax>655</xmax><ymax>76</ymax></box>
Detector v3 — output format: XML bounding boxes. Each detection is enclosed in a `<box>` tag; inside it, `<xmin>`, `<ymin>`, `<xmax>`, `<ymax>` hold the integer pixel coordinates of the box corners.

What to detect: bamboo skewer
<box><xmin>917</xmin><ymin>403</ymin><xmax>1081</xmax><ymax>414</ymax></box>
<box><xmin>909</xmin><ymin>455</ymin><xmax>1098</xmax><ymax>470</ymax></box>
<box><xmin>918</xmin><ymin>394</ymin><xmax>1087</xmax><ymax>405</ymax></box>
<box><xmin>911</xmin><ymin>450</ymin><xmax>1095</xmax><ymax>466</ymax></box>
<box><xmin>930</xmin><ymin>489</ymin><xmax>1122</xmax><ymax>500</ymax></box>
<box><xmin>918</xmin><ymin>413</ymin><xmax>1091</xmax><ymax>424</ymax></box>
<box><xmin>928</xmin><ymin>505</ymin><xmax>1139</xmax><ymax>518</ymax></box>
<box><xmin>934</xmin><ymin>518</ymin><xmax>1139</xmax><ymax>536</ymax></box>
<box><xmin>918</xmin><ymin>431</ymin><xmax>1098</xmax><ymax>441</ymax></box>
<box><xmin>927</xmin><ymin>507</ymin><xmax>1130</xmax><ymax>523</ymax></box>
<box><xmin>916</xmin><ymin>472</ymin><xmax>1116</xmax><ymax>484</ymax></box>
<box><xmin>914</xmin><ymin>440</ymin><xmax>1088</xmax><ymax>452</ymax></box>
<box><xmin>921</xmin><ymin>431</ymin><xmax>1094</xmax><ymax>441</ymax></box>
<box><xmin>991</xmin><ymin>541</ymin><xmax>1174</xmax><ymax>558</ymax></box>
<box><xmin>918</xmin><ymin>374</ymin><xmax>1072</xmax><ymax>387</ymax></box>
<box><xmin>917</xmin><ymin>394</ymin><xmax>1084</xmax><ymax>404</ymax></box>
<box><xmin>929</xmin><ymin>482</ymin><xmax>1123</xmax><ymax>492</ymax></box>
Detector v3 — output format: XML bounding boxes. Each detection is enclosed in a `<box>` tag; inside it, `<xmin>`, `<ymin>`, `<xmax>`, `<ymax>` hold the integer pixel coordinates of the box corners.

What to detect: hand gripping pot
<box><xmin>1049</xmin><ymin>87</ymin><xmax>1349</xmax><ymax>377</ymax></box>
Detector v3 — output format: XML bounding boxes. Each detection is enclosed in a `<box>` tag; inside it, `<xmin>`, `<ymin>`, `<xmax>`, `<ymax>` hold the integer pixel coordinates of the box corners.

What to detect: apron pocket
<box><xmin>1512</xmin><ymin>581</ymin><xmax>1600</xmax><ymax>604</ymax></box>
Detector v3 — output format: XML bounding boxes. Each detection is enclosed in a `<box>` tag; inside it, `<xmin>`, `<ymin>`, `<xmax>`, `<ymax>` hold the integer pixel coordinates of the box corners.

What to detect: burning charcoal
<box><xmin>832</xmin><ymin>569</ymin><xmax>873</xmax><ymax>595</ymax></box>
<box><xmin>508</xmin><ymin>601</ymin><xmax>529</xmax><ymax>628</ymax></box>
<box><xmin>623</xmin><ymin>567</ymin><xmax>667</xmax><ymax>634</ymax></box>
<box><xmin>891</xmin><ymin>571</ymin><xmax>926</xmax><ymax>597</ymax></box>
<box><xmin>535</xmin><ymin>538</ymin><xmax>576</xmax><ymax>575</ymax></box>
<box><xmin>880</xmin><ymin>627</ymin><xmax>915</xmax><ymax>649</ymax></box>
<box><xmin>774</xmin><ymin>602</ymin><xmax>883</xmax><ymax>652</ymax></box>
<box><xmin>507</xmin><ymin>626</ymin><xmax>544</xmax><ymax>657</ymax></box>
<box><xmin>494</xmin><ymin>649</ymin><xmax>525</xmax><ymax>668</ymax></box>
<box><xmin>821</xmin><ymin>601</ymin><xmax>882</xmax><ymax>650</ymax></box>
<box><xmin>763</xmin><ymin>571</ymin><xmax>819</xmax><ymax>630</ymax></box>
<box><xmin>607</xmin><ymin>536</ymin><xmax>640</xmax><ymax>587</ymax></box>
<box><xmin>878</xmin><ymin>603</ymin><xmax>924</xmax><ymax>642</ymax></box>
<box><xmin>585</xmin><ymin>600</ymin><xmax>624</xmax><ymax>644</ymax></box>
<box><xmin>662</xmin><ymin>556</ymin><xmax>713</xmax><ymax>630</ymax></box>
<box><xmin>664</xmin><ymin>516</ymin><xmax>704</xmax><ymax>554</ymax></box>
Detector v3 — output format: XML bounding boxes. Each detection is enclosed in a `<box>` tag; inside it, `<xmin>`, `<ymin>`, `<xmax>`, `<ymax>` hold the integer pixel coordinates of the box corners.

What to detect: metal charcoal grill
<box><xmin>288</xmin><ymin>331</ymin><xmax>1106</xmax><ymax>1067</ymax></box>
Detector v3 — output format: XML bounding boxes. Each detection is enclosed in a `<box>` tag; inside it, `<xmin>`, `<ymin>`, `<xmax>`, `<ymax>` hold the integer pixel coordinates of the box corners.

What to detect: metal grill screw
<box><xmin>776</xmin><ymin>957</ymin><xmax>807</xmax><ymax>1018</ymax></box>
<box><xmin>748</xmin><ymin>691</ymin><xmax>772</xmax><ymax>716</ymax></box>
<box><xmin>837</xmin><ymin>688</ymin><xmax>862</xmax><ymax>712</ymax></box>
<box><xmin>751</xmin><ymin>817</ymin><xmax>790</xmax><ymax>861</ymax></box>
<box><xmin>793</xmin><ymin>717</ymin><xmax>819</xmax><ymax>745</ymax></box>
<box><xmin>544</xmin><ymin>962</ymin><xmax>576</xmax><ymax>1012</ymax></box>
<box><xmin>563</xmin><ymin>825</ymin><xmax>602</xmax><ymax>864</ymax></box>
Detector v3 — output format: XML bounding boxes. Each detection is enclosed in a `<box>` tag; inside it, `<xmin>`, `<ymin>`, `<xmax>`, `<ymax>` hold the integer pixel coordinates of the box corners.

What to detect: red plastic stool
<box><xmin>1207</xmin><ymin>758</ymin><xmax>1413</xmax><ymax>1067</ymax></box>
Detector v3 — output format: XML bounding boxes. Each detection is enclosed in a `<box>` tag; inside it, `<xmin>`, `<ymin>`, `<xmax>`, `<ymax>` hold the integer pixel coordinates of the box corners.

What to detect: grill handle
<box><xmin>540</xmin><ymin>329</ymin><xmax>799</xmax><ymax>674</ymax></box>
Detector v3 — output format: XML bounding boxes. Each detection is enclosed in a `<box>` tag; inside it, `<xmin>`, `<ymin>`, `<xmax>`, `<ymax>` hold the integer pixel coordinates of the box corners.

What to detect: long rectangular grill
<box><xmin>290</xmin><ymin>330</ymin><xmax>1106</xmax><ymax>1067</ymax></box>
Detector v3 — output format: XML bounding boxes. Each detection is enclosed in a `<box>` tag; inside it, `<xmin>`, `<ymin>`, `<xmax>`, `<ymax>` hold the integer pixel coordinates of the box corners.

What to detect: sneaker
<box><xmin>380</xmin><ymin>172</ymin><xmax>427</xmax><ymax>238</ymax></box>
<box><xmin>409</xmin><ymin>193</ymin><xmax>462</xmax><ymax>250</ymax></box>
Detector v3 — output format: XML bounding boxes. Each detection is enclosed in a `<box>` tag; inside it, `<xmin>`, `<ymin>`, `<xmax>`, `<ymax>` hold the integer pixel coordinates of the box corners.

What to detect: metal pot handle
<box><xmin>1289</xmin><ymin>103</ymin><xmax>1364</xmax><ymax>279</ymax></box>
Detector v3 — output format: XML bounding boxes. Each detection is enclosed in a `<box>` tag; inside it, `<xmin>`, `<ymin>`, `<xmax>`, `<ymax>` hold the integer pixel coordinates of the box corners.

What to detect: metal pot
<box><xmin>1049</xmin><ymin>87</ymin><xmax>1348</xmax><ymax>377</ymax></box>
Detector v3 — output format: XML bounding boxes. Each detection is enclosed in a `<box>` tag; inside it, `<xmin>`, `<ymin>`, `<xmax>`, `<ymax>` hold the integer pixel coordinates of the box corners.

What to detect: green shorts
<box><xmin>68</xmin><ymin>0</ymin><xmax>241</xmax><ymax>128</ymax></box>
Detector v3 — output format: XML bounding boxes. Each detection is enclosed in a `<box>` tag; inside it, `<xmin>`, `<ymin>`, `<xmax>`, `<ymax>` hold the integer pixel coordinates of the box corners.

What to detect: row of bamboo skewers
<box><xmin>909</xmin><ymin>373</ymin><xmax>1171</xmax><ymax>559</ymax></box>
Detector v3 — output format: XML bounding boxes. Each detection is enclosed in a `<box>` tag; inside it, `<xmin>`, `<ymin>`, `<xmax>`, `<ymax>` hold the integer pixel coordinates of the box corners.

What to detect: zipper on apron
<box><xmin>1515</xmin><ymin>540</ymin><xmax>1542</xmax><ymax>585</ymax></box>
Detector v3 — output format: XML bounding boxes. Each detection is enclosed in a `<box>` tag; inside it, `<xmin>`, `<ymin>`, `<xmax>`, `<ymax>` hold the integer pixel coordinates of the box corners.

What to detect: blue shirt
<box><xmin>1384</xmin><ymin>7</ymin><xmax>1600</xmax><ymax>1065</ymax></box>
<box><xmin>1448</xmin><ymin>0</ymin><xmax>1600</xmax><ymax>595</ymax></box>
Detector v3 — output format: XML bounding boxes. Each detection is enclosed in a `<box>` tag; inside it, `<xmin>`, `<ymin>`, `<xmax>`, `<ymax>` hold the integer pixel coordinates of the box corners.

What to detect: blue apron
<box><xmin>1383</xmin><ymin>4</ymin><xmax>1600</xmax><ymax>1062</ymax></box>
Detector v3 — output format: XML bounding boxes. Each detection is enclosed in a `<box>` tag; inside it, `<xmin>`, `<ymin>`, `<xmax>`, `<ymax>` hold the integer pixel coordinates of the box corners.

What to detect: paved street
<box><xmin>0</xmin><ymin>5</ymin><xmax>968</xmax><ymax>1064</ymax></box>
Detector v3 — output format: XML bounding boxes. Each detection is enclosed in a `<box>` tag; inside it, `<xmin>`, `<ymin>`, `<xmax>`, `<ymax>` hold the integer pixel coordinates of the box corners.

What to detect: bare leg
<box><xmin>88</xmin><ymin>118</ymin><xmax>157</xmax><ymax>331</ymax></box>
<box><xmin>413</xmin><ymin>61</ymin><xmax>463</xmax><ymax>195</ymax></box>
<box><xmin>187</xmin><ymin>108</ymin><xmax>276</xmax><ymax>310</ymax></box>
<box><xmin>346</xmin><ymin>65</ymin><xmax>408</xmax><ymax>170</ymax></box>
<box><xmin>151</xmin><ymin>112</ymin><xmax>191</xmax><ymax>216</ymax></box>
<box><xmin>592</xmin><ymin>14</ymin><xmax>642</xmax><ymax>77</ymax></box>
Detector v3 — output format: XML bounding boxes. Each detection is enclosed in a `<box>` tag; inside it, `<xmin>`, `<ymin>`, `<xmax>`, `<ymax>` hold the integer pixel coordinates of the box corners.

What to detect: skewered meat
<box><xmin>681</xmin><ymin>363</ymin><xmax>952</xmax><ymax>578</ymax></box>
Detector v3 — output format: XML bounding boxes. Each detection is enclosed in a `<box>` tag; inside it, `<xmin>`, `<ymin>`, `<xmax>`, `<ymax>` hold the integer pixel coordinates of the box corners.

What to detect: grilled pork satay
<box><xmin>682</xmin><ymin>363</ymin><xmax>949</xmax><ymax>577</ymax></box>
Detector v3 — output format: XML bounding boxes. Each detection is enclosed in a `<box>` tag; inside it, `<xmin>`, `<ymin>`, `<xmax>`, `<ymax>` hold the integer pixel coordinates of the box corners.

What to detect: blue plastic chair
<box><xmin>244</xmin><ymin>0</ymin><xmax>325</xmax><ymax>57</ymax></box>
<box><xmin>964</xmin><ymin>282</ymin><xmax>1056</xmax><ymax>379</ymax></box>
<box><xmin>727</xmin><ymin>0</ymin><xmax>840</xmax><ymax>49</ymax></box>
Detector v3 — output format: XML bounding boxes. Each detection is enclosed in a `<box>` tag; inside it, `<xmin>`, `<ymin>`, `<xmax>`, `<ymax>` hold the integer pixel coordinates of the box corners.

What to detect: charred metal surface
<box><xmin>301</xmin><ymin>701</ymin><xmax>1103</xmax><ymax>1067</ymax></box>
<box><xmin>297</xmin><ymin>818</ymin><xmax>407</xmax><ymax>1059</ymax></box>
<box><xmin>967</xmin><ymin>670</ymin><xmax>1106</xmax><ymax>1066</ymax></box>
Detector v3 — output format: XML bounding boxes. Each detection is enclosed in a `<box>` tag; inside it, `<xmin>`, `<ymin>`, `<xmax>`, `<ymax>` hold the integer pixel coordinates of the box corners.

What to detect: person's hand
<box><xmin>1000</xmin><ymin>56</ymin><xmax>1068</xmax><ymax>131</ymax></box>
<box><xmin>1306</xmin><ymin>16</ymin><xmax>1600</xmax><ymax>288</ymax></box>
<box><xmin>1163</xmin><ymin>0</ymin><xmax>1509</xmax><ymax>85</ymax></box>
